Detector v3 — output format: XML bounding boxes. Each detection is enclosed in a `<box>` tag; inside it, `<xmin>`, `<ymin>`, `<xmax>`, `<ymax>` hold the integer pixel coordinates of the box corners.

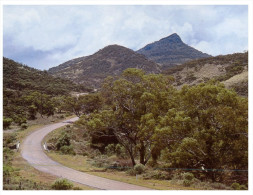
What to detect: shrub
<box><xmin>3</xmin><ymin>165</ymin><xmax>14</xmax><ymax>176</ymax></box>
<box><xmin>105</xmin><ymin>144</ymin><xmax>115</xmax><ymax>156</ymax></box>
<box><xmin>21</xmin><ymin>123</ymin><xmax>28</xmax><ymax>130</ymax></box>
<box><xmin>56</xmin><ymin>132</ymin><xmax>71</xmax><ymax>150</ymax></box>
<box><xmin>51</xmin><ymin>179</ymin><xmax>73</xmax><ymax>190</ymax></box>
<box><xmin>14</xmin><ymin>117</ymin><xmax>27</xmax><ymax>126</ymax></box>
<box><xmin>181</xmin><ymin>172</ymin><xmax>195</xmax><ymax>181</ymax></box>
<box><xmin>3</xmin><ymin>118</ymin><xmax>13</xmax><ymax>129</ymax></box>
<box><xmin>134</xmin><ymin>164</ymin><xmax>145</xmax><ymax>174</ymax></box>
<box><xmin>60</xmin><ymin>145</ymin><xmax>75</xmax><ymax>155</ymax></box>
<box><xmin>143</xmin><ymin>170</ymin><xmax>172</xmax><ymax>180</ymax></box>
<box><xmin>115</xmin><ymin>144</ymin><xmax>127</xmax><ymax>158</ymax></box>
<box><xmin>231</xmin><ymin>182</ymin><xmax>247</xmax><ymax>190</ymax></box>
<box><xmin>183</xmin><ymin>179</ymin><xmax>192</xmax><ymax>187</ymax></box>
<box><xmin>239</xmin><ymin>185</ymin><xmax>247</xmax><ymax>190</ymax></box>
<box><xmin>126</xmin><ymin>168</ymin><xmax>136</xmax><ymax>176</ymax></box>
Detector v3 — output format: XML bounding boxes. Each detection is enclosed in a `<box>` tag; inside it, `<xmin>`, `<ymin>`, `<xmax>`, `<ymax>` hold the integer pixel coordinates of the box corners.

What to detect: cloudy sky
<box><xmin>3</xmin><ymin>5</ymin><xmax>248</xmax><ymax>70</ymax></box>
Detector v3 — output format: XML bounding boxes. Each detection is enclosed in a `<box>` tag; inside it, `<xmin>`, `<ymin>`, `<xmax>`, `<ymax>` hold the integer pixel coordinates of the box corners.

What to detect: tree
<box><xmin>23</xmin><ymin>92</ymin><xmax>55</xmax><ymax>118</ymax></box>
<box><xmin>78</xmin><ymin>68</ymin><xmax>176</xmax><ymax>166</ymax></box>
<box><xmin>64</xmin><ymin>93</ymin><xmax>102</xmax><ymax>117</ymax></box>
<box><xmin>157</xmin><ymin>81</ymin><xmax>248</xmax><ymax>181</ymax></box>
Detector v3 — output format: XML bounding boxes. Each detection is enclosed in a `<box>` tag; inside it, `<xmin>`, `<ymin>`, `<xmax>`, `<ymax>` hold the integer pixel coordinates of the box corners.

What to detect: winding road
<box><xmin>21</xmin><ymin>117</ymin><xmax>150</xmax><ymax>190</ymax></box>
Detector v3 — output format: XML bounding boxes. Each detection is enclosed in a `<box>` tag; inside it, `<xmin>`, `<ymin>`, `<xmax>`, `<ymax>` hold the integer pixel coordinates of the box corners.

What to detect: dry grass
<box><xmin>5</xmin><ymin>116</ymin><xmax>94</xmax><ymax>190</ymax></box>
<box><xmin>47</xmin><ymin>152</ymin><xmax>198</xmax><ymax>190</ymax></box>
<box><xmin>222</xmin><ymin>71</ymin><xmax>248</xmax><ymax>88</ymax></box>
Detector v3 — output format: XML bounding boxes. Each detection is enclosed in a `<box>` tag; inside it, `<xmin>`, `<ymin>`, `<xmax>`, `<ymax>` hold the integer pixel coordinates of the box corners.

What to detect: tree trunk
<box><xmin>140</xmin><ymin>142</ymin><xmax>145</xmax><ymax>165</ymax></box>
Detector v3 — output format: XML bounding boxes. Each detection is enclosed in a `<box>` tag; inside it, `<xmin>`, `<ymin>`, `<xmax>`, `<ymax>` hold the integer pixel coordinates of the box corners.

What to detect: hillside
<box><xmin>137</xmin><ymin>33</ymin><xmax>211</xmax><ymax>68</ymax></box>
<box><xmin>3</xmin><ymin>57</ymin><xmax>91</xmax><ymax>125</ymax></box>
<box><xmin>48</xmin><ymin>45</ymin><xmax>161</xmax><ymax>87</ymax></box>
<box><xmin>3</xmin><ymin>57</ymin><xmax>91</xmax><ymax>95</ymax></box>
<box><xmin>163</xmin><ymin>52</ymin><xmax>248</xmax><ymax>96</ymax></box>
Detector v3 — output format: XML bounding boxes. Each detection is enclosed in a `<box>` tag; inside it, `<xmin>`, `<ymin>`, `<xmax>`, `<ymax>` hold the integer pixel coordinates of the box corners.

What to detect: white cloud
<box><xmin>3</xmin><ymin>5</ymin><xmax>248</xmax><ymax>69</ymax></box>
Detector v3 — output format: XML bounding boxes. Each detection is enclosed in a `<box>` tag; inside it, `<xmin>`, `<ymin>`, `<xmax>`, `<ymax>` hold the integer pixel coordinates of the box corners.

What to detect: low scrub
<box><xmin>51</xmin><ymin>179</ymin><xmax>73</xmax><ymax>190</ymax></box>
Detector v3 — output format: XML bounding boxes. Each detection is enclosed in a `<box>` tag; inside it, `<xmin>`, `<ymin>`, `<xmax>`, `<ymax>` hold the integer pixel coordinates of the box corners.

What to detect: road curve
<box><xmin>21</xmin><ymin>117</ymin><xmax>150</xmax><ymax>190</ymax></box>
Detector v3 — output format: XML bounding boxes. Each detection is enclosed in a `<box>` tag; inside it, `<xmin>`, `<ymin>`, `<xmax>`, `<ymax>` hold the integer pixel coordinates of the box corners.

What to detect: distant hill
<box><xmin>137</xmin><ymin>33</ymin><xmax>211</xmax><ymax>68</ymax></box>
<box><xmin>3</xmin><ymin>57</ymin><xmax>91</xmax><ymax>95</ymax></box>
<box><xmin>48</xmin><ymin>44</ymin><xmax>161</xmax><ymax>87</ymax></box>
<box><xmin>3</xmin><ymin>57</ymin><xmax>92</xmax><ymax>124</ymax></box>
<box><xmin>163</xmin><ymin>52</ymin><xmax>248</xmax><ymax>96</ymax></box>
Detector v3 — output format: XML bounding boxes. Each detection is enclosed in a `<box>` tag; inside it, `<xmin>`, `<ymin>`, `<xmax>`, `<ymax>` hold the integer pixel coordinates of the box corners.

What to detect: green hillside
<box><xmin>3</xmin><ymin>57</ymin><xmax>91</xmax><ymax>127</ymax></box>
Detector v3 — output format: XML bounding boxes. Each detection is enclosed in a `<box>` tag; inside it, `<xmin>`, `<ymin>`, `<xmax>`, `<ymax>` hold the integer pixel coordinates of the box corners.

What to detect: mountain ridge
<box><xmin>137</xmin><ymin>33</ymin><xmax>211</xmax><ymax>68</ymax></box>
<box><xmin>48</xmin><ymin>44</ymin><xmax>161</xmax><ymax>87</ymax></box>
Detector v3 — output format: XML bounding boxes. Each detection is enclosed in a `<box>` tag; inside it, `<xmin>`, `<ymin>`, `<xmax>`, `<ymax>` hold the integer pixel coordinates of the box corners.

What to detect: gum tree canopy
<box><xmin>77</xmin><ymin>68</ymin><xmax>248</xmax><ymax>176</ymax></box>
<box><xmin>78</xmin><ymin>68</ymin><xmax>176</xmax><ymax>166</ymax></box>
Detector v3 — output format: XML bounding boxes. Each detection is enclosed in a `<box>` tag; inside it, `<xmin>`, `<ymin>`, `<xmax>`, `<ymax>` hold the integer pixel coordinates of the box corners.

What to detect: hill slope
<box><xmin>3</xmin><ymin>57</ymin><xmax>91</xmax><ymax>95</ymax></box>
<box><xmin>48</xmin><ymin>45</ymin><xmax>161</xmax><ymax>87</ymax></box>
<box><xmin>137</xmin><ymin>33</ymin><xmax>211</xmax><ymax>68</ymax></box>
<box><xmin>3</xmin><ymin>57</ymin><xmax>91</xmax><ymax>124</ymax></box>
<box><xmin>163</xmin><ymin>52</ymin><xmax>248</xmax><ymax>96</ymax></box>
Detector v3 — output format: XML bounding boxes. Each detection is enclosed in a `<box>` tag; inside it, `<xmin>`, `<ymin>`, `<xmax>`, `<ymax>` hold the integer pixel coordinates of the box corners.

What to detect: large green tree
<box><xmin>78</xmin><ymin>68</ymin><xmax>176</xmax><ymax>166</ymax></box>
<box><xmin>156</xmin><ymin>81</ymin><xmax>248</xmax><ymax>181</ymax></box>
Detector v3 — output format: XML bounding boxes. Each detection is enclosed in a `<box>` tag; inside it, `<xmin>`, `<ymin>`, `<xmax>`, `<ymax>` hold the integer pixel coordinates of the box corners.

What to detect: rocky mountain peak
<box><xmin>159</xmin><ymin>33</ymin><xmax>183</xmax><ymax>44</ymax></box>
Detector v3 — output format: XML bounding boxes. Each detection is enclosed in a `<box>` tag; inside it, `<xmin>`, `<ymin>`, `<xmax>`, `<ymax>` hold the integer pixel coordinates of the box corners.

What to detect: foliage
<box><xmin>231</xmin><ymin>183</ymin><xmax>247</xmax><ymax>190</ymax></box>
<box><xmin>51</xmin><ymin>179</ymin><xmax>73</xmax><ymax>190</ymax></box>
<box><xmin>3</xmin><ymin>57</ymin><xmax>90</xmax><ymax>126</ymax></box>
<box><xmin>21</xmin><ymin>123</ymin><xmax>28</xmax><ymax>130</ymax></box>
<box><xmin>64</xmin><ymin>93</ymin><xmax>102</xmax><ymax>117</ymax></box>
<box><xmin>78</xmin><ymin>68</ymin><xmax>176</xmax><ymax>166</ymax></box>
<box><xmin>56</xmin><ymin>132</ymin><xmax>71</xmax><ymax>150</ymax></box>
<box><xmin>3</xmin><ymin>117</ymin><xmax>13</xmax><ymax>129</ymax></box>
<box><xmin>134</xmin><ymin>164</ymin><xmax>146</xmax><ymax>174</ymax></box>
<box><xmin>143</xmin><ymin>170</ymin><xmax>171</xmax><ymax>180</ymax></box>
<box><xmin>105</xmin><ymin>144</ymin><xmax>128</xmax><ymax>158</ymax></box>
<box><xmin>60</xmin><ymin>145</ymin><xmax>75</xmax><ymax>155</ymax></box>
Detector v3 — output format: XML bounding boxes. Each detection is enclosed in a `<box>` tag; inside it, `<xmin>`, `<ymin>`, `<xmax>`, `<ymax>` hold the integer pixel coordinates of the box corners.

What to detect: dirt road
<box><xmin>21</xmin><ymin>117</ymin><xmax>150</xmax><ymax>190</ymax></box>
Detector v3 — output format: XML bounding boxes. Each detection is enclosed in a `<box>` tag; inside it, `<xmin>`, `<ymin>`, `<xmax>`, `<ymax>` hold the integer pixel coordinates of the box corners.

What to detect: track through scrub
<box><xmin>21</xmin><ymin>117</ymin><xmax>150</xmax><ymax>190</ymax></box>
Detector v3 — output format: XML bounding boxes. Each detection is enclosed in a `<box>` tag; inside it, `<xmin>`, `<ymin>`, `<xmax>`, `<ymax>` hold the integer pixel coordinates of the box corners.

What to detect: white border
<box><xmin>0</xmin><ymin>1</ymin><xmax>252</xmax><ymax>195</ymax></box>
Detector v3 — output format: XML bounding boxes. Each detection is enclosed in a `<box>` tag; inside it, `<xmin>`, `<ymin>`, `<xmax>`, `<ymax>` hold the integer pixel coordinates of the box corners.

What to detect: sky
<box><xmin>3</xmin><ymin>5</ymin><xmax>248</xmax><ymax>70</ymax></box>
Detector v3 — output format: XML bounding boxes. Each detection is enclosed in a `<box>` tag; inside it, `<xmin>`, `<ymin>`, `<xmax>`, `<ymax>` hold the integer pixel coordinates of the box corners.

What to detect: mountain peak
<box><xmin>137</xmin><ymin>33</ymin><xmax>211</xmax><ymax>68</ymax></box>
<box><xmin>159</xmin><ymin>33</ymin><xmax>183</xmax><ymax>44</ymax></box>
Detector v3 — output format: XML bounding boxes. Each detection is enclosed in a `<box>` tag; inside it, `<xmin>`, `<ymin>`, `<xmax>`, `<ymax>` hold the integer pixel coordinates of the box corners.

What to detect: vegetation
<box><xmin>48</xmin><ymin>45</ymin><xmax>161</xmax><ymax>88</ymax></box>
<box><xmin>72</xmin><ymin>68</ymin><xmax>247</xmax><ymax>188</ymax></box>
<box><xmin>163</xmin><ymin>52</ymin><xmax>248</xmax><ymax>75</ymax></box>
<box><xmin>3</xmin><ymin>53</ymin><xmax>248</xmax><ymax>190</ymax></box>
<box><xmin>51</xmin><ymin>179</ymin><xmax>73</xmax><ymax>190</ymax></box>
<box><xmin>3</xmin><ymin>57</ymin><xmax>91</xmax><ymax>129</ymax></box>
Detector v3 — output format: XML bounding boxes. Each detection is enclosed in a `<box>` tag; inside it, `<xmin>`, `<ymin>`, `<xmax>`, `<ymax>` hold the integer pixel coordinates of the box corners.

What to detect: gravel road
<box><xmin>21</xmin><ymin>117</ymin><xmax>150</xmax><ymax>190</ymax></box>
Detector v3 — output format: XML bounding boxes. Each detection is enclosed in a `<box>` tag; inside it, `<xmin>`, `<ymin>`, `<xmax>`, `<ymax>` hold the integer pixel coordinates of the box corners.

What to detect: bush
<box><xmin>183</xmin><ymin>179</ymin><xmax>192</xmax><ymax>187</ymax></box>
<box><xmin>14</xmin><ymin>117</ymin><xmax>27</xmax><ymax>126</ymax></box>
<box><xmin>3</xmin><ymin>165</ymin><xmax>14</xmax><ymax>176</ymax></box>
<box><xmin>105</xmin><ymin>144</ymin><xmax>115</xmax><ymax>156</ymax></box>
<box><xmin>231</xmin><ymin>182</ymin><xmax>247</xmax><ymax>190</ymax></box>
<box><xmin>60</xmin><ymin>145</ymin><xmax>75</xmax><ymax>155</ymax></box>
<box><xmin>56</xmin><ymin>132</ymin><xmax>71</xmax><ymax>150</ymax></box>
<box><xmin>126</xmin><ymin>168</ymin><xmax>136</xmax><ymax>176</ymax></box>
<box><xmin>21</xmin><ymin>123</ymin><xmax>28</xmax><ymax>130</ymax></box>
<box><xmin>143</xmin><ymin>170</ymin><xmax>172</xmax><ymax>180</ymax></box>
<box><xmin>134</xmin><ymin>164</ymin><xmax>145</xmax><ymax>174</ymax></box>
<box><xmin>3</xmin><ymin>117</ymin><xmax>13</xmax><ymax>129</ymax></box>
<box><xmin>181</xmin><ymin>172</ymin><xmax>195</xmax><ymax>181</ymax></box>
<box><xmin>115</xmin><ymin>144</ymin><xmax>127</xmax><ymax>158</ymax></box>
<box><xmin>51</xmin><ymin>179</ymin><xmax>73</xmax><ymax>190</ymax></box>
